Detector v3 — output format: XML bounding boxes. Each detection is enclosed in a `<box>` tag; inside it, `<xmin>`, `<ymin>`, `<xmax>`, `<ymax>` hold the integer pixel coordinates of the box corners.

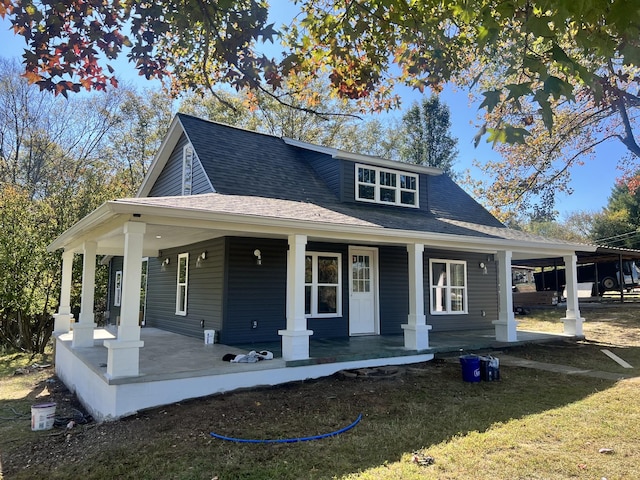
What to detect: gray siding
<box><xmin>424</xmin><ymin>249</ymin><xmax>498</xmax><ymax>331</ymax></box>
<box><xmin>306</xmin><ymin>152</ymin><xmax>341</xmax><ymax>198</ymax></box>
<box><xmin>379</xmin><ymin>246</ymin><xmax>409</xmax><ymax>335</ymax></box>
<box><xmin>145</xmin><ymin>237</ymin><xmax>225</xmax><ymax>338</ymax></box>
<box><xmin>223</xmin><ymin>239</ymin><xmax>349</xmax><ymax>344</ymax></box>
<box><xmin>149</xmin><ymin>133</ymin><xmax>213</xmax><ymax>197</ymax></box>
<box><xmin>140</xmin><ymin>235</ymin><xmax>498</xmax><ymax>342</ymax></box>
<box><xmin>223</xmin><ymin>237</ymin><xmax>288</xmax><ymax>344</ymax></box>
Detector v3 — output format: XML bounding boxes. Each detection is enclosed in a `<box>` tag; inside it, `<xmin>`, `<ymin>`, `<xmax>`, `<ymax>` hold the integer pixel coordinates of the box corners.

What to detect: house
<box><xmin>48</xmin><ymin>114</ymin><xmax>593</xmax><ymax>421</ymax></box>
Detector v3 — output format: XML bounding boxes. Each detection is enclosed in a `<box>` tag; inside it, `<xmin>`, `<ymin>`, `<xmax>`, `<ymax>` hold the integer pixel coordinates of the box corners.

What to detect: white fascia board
<box><xmin>136</xmin><ymin>116</ymin><xmax>185</xmax><ymax>197</ymax></box>
<box><xmin>282</xmin><ymin>137</ymin><xmax>443</xmax><ymax>176</ymax></box>
<box><xmin>47</xmin><ymin>202</ymin><xmax>118</xmax><ymax>253</ymax></box>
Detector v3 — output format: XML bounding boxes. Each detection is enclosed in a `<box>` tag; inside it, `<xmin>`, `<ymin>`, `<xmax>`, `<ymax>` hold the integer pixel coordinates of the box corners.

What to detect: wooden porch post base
<box><xmin>53</xmin><ymin>312</ymin><xmax>73</xmax><ymax>335</ymax></box>
<box><xmin>104</xmin><ymin>339</ymin><xmax>145</xmax><ymax>378</ymax></box>
<box><xmin>401</xmin><ymin>323</ymin><xmax>432</xmax><ymax>351</ymax></box>
<box><xmin>72</xmin><ymin>321</ymin><xmax>97</xmax><ymax>348</ymax></box>
<box><xmin>492</xmin><ymin>319</ymin><xmax>518</xmax><ymax>342</ymax></box>
<box><xmin>562</xmin><ymin>316</ymin><xmax>584</xmax><ymax>337</ymax></box>
<box><xmin>278</xmin><ymin>329</ymin><xmax>313</xmax><ymax>361</ymax></box>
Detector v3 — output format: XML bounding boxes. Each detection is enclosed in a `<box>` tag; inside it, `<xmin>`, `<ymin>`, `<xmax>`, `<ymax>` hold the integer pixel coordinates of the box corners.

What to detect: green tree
<box><xmin>590</xmin><ymin>181</ymin><xmax>640</xmax><ymax>249</ymax></box>
<box><xmin>104</xmin><ymin>88</ymin><xmax>175</xmax><ymax>193</ymax></box>
<box><xmin>0</xmin><ymin>59</ymin><xmax>163</xmax><ymax>352</ymax></box>
<box><xmin>0</xmin><ymin>185</ymin><xmax>58</xmax><ymax>352</ymax></box>
<box><xmin>400</xmin><ymin>95</ymin><xmax>457</xmax><ymax>176</ymax></box>
<box><xmin>179</xmin><ymin>81</ymin><xmax>403</xmax><ymax>156</ymax></box>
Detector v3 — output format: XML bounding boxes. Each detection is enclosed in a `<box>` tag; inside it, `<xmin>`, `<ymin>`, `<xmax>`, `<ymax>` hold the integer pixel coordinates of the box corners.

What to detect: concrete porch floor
<box><xmin>58</xmin><ymin>326</ymin><xmax>574</xmax><ymax>385</ymax></box>
<box><xmin>54</xmin><ymin>326</ymin><xmax>575</xmax><ymax>420</ymax></box>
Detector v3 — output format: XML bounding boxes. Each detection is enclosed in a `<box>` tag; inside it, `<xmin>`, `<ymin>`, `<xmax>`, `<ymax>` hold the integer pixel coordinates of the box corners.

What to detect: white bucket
<box><xmin>204</xmin><ymin>330</ymin><xmax>215</xmax><ymax>345</ymax></box>
<box><xmin>31</xmin><ymin>402</ymin><xmax>56</xmax><ymax>431</ymax></box>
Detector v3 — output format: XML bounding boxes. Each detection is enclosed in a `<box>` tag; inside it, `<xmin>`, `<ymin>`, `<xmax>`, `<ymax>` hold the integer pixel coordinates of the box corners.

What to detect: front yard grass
<box><xmin>1</xmin><ymin>305</ymin><xmax>639</xmax><ymax>480</ymax></box>
<box><xmin>513</xmin><ymin>304</ymin><xmax>640</xmax><ymax>374</ymax></box>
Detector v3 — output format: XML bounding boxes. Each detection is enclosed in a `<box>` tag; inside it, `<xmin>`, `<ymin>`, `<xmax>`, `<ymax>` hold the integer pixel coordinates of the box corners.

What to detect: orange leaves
<box><xmin>0</xmin><ymin>0</ymin><xmax>14</xmax><ymax>18</ymax></box>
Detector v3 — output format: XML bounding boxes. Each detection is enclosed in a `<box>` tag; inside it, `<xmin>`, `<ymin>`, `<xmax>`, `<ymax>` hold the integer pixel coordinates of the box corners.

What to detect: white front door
<box><xmin>349</xmin><ymin>247</ymin><xmax>378</xmax><ymax>335</ymax></box>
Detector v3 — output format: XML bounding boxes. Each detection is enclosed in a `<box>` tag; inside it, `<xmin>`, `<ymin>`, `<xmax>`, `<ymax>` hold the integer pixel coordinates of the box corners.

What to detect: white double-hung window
<box><xmin>429</xmin><ymin>259</ymin><xmax>467</xmax><ymax>314</ymax></box>
<box><xmin>176</xmin><ymin>253</ymin><xmax>189</xmax><ymax>315</ymax></box>
<box><xmin>355</xmin><ymin>164</ymin><xmax>418</xmax><ymax>207</ymax></box>
<box><xmin>305</xmin><ymin>252</ymin><xmax>342</xmax><ymax>317</ymax></box>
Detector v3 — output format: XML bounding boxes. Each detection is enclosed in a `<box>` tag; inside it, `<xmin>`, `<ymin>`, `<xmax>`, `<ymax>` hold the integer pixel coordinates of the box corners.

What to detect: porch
<box><xmin>54</xmin><ymin>326</ymin><xmax>574</xmax><ymax>422</ymax></box>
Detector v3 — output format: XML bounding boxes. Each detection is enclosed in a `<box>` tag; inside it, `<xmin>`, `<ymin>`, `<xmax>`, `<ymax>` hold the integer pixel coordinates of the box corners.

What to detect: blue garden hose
<box><xmin>210</xmin><ymin>413</ymin><xmax>362</xmax><ymax>444</ymax></box>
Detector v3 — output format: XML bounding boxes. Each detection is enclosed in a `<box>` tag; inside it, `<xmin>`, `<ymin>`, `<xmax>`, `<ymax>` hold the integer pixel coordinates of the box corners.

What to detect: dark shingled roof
<box><xmin>164</xmin><ymin>114</ymin><xmax>560</xmax><ymax>244</ymax></box>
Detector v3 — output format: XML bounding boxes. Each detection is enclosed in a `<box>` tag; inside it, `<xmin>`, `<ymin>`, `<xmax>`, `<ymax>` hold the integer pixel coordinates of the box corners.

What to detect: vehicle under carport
<box><xmin>514</xmin><ymin>245</ymin><xmax>640</xmax><ymax>304</ymax></box>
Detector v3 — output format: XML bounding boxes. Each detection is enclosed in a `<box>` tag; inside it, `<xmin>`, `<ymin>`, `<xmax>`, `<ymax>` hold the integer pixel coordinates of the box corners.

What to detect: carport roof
<box><xmin>515</xmin><ymin>245</ymin><xmax>640</xmax><ymax>268</ymax></box>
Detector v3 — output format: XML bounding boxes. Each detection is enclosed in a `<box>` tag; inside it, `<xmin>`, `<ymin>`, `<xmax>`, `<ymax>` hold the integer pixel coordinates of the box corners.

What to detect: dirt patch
<box><xmin>2</xmin><ymin>361</ymin><xmax>447</xmax><ymax>478</ymax></box>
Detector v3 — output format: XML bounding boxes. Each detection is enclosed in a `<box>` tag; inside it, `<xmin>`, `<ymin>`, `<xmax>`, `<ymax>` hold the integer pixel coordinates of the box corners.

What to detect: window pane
<box><xmin>380</xmin><ymin>188</ymin><xmax>396</xmax><ymax>203</ymax></box>
<box><xmin>305</xmin><ymin>255</ymin><xmax>312</xmax><ymax>283</ymax></box>
<box><xmin>400</xmin><ymin>191</ymin><xmax>415</xmax><ymax>205</ymax></box>
<box><xmin>380</xmin><ymin>171</ymin><xmax>396</xmax><ymax>187</ymax></box>
<box><xmin>450</xmin><ymin>264</ymin><xmax>465</xmax><ymax>286</ymax></box>
<box><xmin>178</xmin><ymin>286</ymin><xmax>186</xmax><ymax>312</ymax></box>
<box><xmin>358</xmin><ymin>167</ymin><xmax>375</xmax><ymax>184</ymax></box>
<box><xmin>318</xmin><ymin>257</ymin><xmax>338</xmax><ymax>283</ymax></box>
<box><xmin>305</xmin><ymin>285</ymin><xmax>311</xmax><ymax>315</ymax></box>
<box><xmin>432</xmin><ymin>262</ymin><xmax>447</xmax><ymax>286</ymax></box>
<box><xmin>359</xmin><ymin>184</ymin><xmax>375</xmax><ymax>200</ymax></box>
<box><xmin>432</xmin><ymin>287</ymin><xmax>447</xmax><ymax>312</ymax></box>
<box><xmin>400</xmin><ymin>175</ymin><xmax>416</xmax><ymax>190</ymax></box>
<box><xmin>318</xmin><ymin>286</ymin><xmax>337</xmax><ymax>313</ymax></box>
<box><xmin>178</xmin><ymin>257</ymin><xmax>187</xmax><ymax>283</ymax></box>
<box><xmin>451</xmin><ymin>288</ymin><xmax>465</xmax><ymax>311</ymax></box>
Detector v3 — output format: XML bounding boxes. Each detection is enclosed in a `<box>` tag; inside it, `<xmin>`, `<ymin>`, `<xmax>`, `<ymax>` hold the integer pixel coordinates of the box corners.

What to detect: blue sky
<box><xmin>0</xmin><ymin>12</ymin><xmax>615</xmax><ymax>219</ymax></box>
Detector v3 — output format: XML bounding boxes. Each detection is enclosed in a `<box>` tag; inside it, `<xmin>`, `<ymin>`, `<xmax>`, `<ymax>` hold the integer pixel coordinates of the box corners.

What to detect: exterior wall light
<box><xmin>479</xmin><ymin>262</ymin><xmax>488</xmax><ymax>275</ymax></box>
<box><xmin>254</xmin><ymin>249</ymin><xmax>262</xmax><ymax>265</ymax></box>
<box><xmin>196</xmin><ymin>251</ymin><xmax>207</xmax><ymax>268</ymax></box>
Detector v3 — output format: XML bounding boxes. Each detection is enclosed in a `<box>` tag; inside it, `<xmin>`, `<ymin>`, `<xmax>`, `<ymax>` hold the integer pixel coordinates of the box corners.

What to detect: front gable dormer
<box><xmin>282</xmin><ymin>137</ymin><xmax>441</xmax><ymax>212</ymax></box>
<box><xmin>355</xmin><ymin>163</ymin><xmax>419</xmax><ymax>208</ymax></box>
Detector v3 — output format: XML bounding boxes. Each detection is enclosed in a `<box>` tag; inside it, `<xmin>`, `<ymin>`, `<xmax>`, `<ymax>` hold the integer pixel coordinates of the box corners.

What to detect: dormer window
<box><xmin>182</xmin><ymin>145</ymin><xmax>193</xmax><ymax>196</ymax></box>
<box><xmin>355</xmin><ymin>164</ymin><xmax>418</xmax><ymax>207</ymax></box>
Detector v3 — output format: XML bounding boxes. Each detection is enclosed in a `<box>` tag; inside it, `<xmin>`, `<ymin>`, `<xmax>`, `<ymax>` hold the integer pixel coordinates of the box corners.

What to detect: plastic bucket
<box><xmin>204</xmin><ymin>330</ymin><xmax>215</xmax><ymax>345</ymax></box>
<box><xmin>31</xmin><ymin>402</ymin><xmax>56</xmax><ymax>431</ymax></box>
<box><xmin>459</xmin><ymin>355</ymin><xmax>481</xmax><ymax>383</ymax></box>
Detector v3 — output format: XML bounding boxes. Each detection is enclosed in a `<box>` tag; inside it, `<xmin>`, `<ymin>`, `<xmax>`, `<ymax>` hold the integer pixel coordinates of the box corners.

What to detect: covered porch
<box><xmin>47</xmin><ymin>197</ymin><xmax>593</xmax><ymax>421</ymax></box>
<box><xmin>54</xmin><ymin>324</ymin><xmax>574</xmax><ymax>421</ymax></box>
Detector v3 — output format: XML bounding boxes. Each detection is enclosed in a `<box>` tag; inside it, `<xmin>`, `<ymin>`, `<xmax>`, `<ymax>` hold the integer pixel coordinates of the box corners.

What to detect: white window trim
<box><xmin>355</xmin><ymin>163</ymin><xmax>419</xmax><ymax>208</ymax></box>
<box><xmin>182</xmin><ymin>144</ymin><xmax>193</xmax><ymax>196</ymax></box>
<box><xmin>305</xmin><ymin>252</ymin><xmax>342</xmax><ymax>318</ymax></box>
<box><xmin>176</xmin><ymin>253</ymin><xmax>189</xmax><ymax>316</ymax></box>
<box><xmin>429</xmin><ymin>259</ymin><xmax>468</xmax><ymax>315</ymax></box>
<box><xmin>113</xmin><ymin>270</ymin><xmax>122</xmax><ymax>307</ymax></box>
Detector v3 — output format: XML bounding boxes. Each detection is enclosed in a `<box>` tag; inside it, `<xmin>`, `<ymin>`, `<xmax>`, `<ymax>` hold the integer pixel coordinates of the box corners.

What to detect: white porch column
<box><xmin>562</xmin><ymin>254</ymin><xmax>584</xmax><ymax>337</ymax></box>
<box><xmin>279</xmin><ymin>234</ymin><xmax>313</xmax><ymax>361</ymax></box>
<box><xmin>72</xmin><ymin>241</ymin><xmax>97</xmax><ymax>348</ymax></box>
<box><xmin>402</xmin><ymin>243</ymin><xmax>431</xmax><ymax>350</ymax></box>
<box><xmin>493</xmin><ymin>250</ymin><xmax>518</xmax><ymax>342</ymax></box>
<box><xmin>53</xmin><ymin>250</ymin><xmax>74</xmax><ymax>334</ymax></box>
<box><xmin>104</xmin><ymin>222</ymin><xmax>146</xmax><ymax>378</ymax></box>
